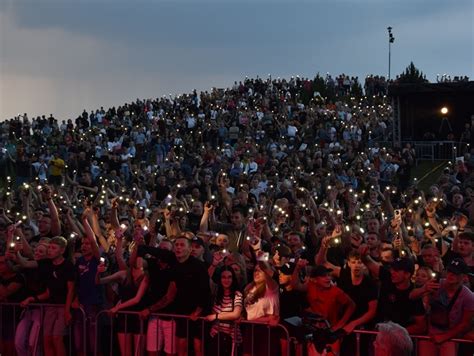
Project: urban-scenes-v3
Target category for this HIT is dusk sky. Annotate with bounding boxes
[0,0,472,121]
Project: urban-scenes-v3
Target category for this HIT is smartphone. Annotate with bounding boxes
[221,249,230,257]
[431,272,440,282]
[257,252,269,262]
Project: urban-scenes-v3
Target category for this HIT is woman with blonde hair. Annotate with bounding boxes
[242,260,279,356]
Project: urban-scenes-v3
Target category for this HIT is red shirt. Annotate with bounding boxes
[306,283,352,326]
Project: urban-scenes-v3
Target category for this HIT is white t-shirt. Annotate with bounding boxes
[287,125,297,137]
[245,284,279,321]
[186,116,196,129]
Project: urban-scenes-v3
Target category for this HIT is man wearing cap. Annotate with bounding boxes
[272,244,292,268]
[442,231,474,289]
[292,260,355,355]
[278,261,305,356]
[375,256,427,334]
[418,258,474,356]
[190,236,207,265]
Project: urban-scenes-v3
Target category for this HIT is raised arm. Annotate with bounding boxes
[359,244,382,279]
[81,211,100,259]
[291,258,308,292]
[42,185,61,236]
[315,234,342,278]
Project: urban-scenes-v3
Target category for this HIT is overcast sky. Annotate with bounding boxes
[0,0,472,121]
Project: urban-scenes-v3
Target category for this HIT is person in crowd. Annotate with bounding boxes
[73,210,104,356]
[278,261,306,356]
[363,254,427,334]
[172,236,211,356]
[14,238,50,356]
[96,231,149,356]
[21,236,75,356]
[417,258,474,356]
[373,321,413,356]
[0,254,26,356]
[243,260,279,356]
[1,73,473,356]
[205,265,243,355]
[316,240,378,355]
[136,241,178,356]
[292,260,356,356]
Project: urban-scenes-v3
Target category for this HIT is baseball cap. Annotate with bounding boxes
[276,244,292,258]
[391,257,415,274]
[447,258,470,275]
[191,236,205,247]
[280,262,296,275]
[309,265,333,278]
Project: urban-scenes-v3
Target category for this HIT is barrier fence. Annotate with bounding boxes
[353,329,474,356]
[1,303,473,356]
[94,310,292,356]
[369,140,469,162]
[0,302,86,356]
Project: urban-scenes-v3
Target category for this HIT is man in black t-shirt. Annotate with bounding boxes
[331,251,379,356]
[136,244,178,356]
[0,254,26,355]
[172,237,211,356]
[21,236,75,356]
[376,257,426,334]
[317,242,379,333]
[278,262,306,356]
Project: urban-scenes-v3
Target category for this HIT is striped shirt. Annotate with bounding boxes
[211,291,243,342]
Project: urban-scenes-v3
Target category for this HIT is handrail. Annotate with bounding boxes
[352,328,473,356]
[94,309,292,356]
[4,304,472,356]
[353,328,474,344]
[0,302,88,356]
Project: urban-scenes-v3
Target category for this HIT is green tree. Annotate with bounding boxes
[397,62,428,83]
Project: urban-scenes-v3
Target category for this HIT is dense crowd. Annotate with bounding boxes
[0,75,473,356]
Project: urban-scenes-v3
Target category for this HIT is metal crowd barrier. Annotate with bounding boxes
[353,329,474,356]
[94,310,292,356]
[0,302,87,356]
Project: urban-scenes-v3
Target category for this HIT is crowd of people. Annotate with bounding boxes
[0,75,473,356]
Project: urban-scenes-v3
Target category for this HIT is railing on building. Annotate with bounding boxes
[369,140,460,162]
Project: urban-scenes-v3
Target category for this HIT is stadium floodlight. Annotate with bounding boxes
[440,107,448,115]
[387,27,395,80]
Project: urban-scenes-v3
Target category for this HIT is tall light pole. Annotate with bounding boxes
[387,27,395,80]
